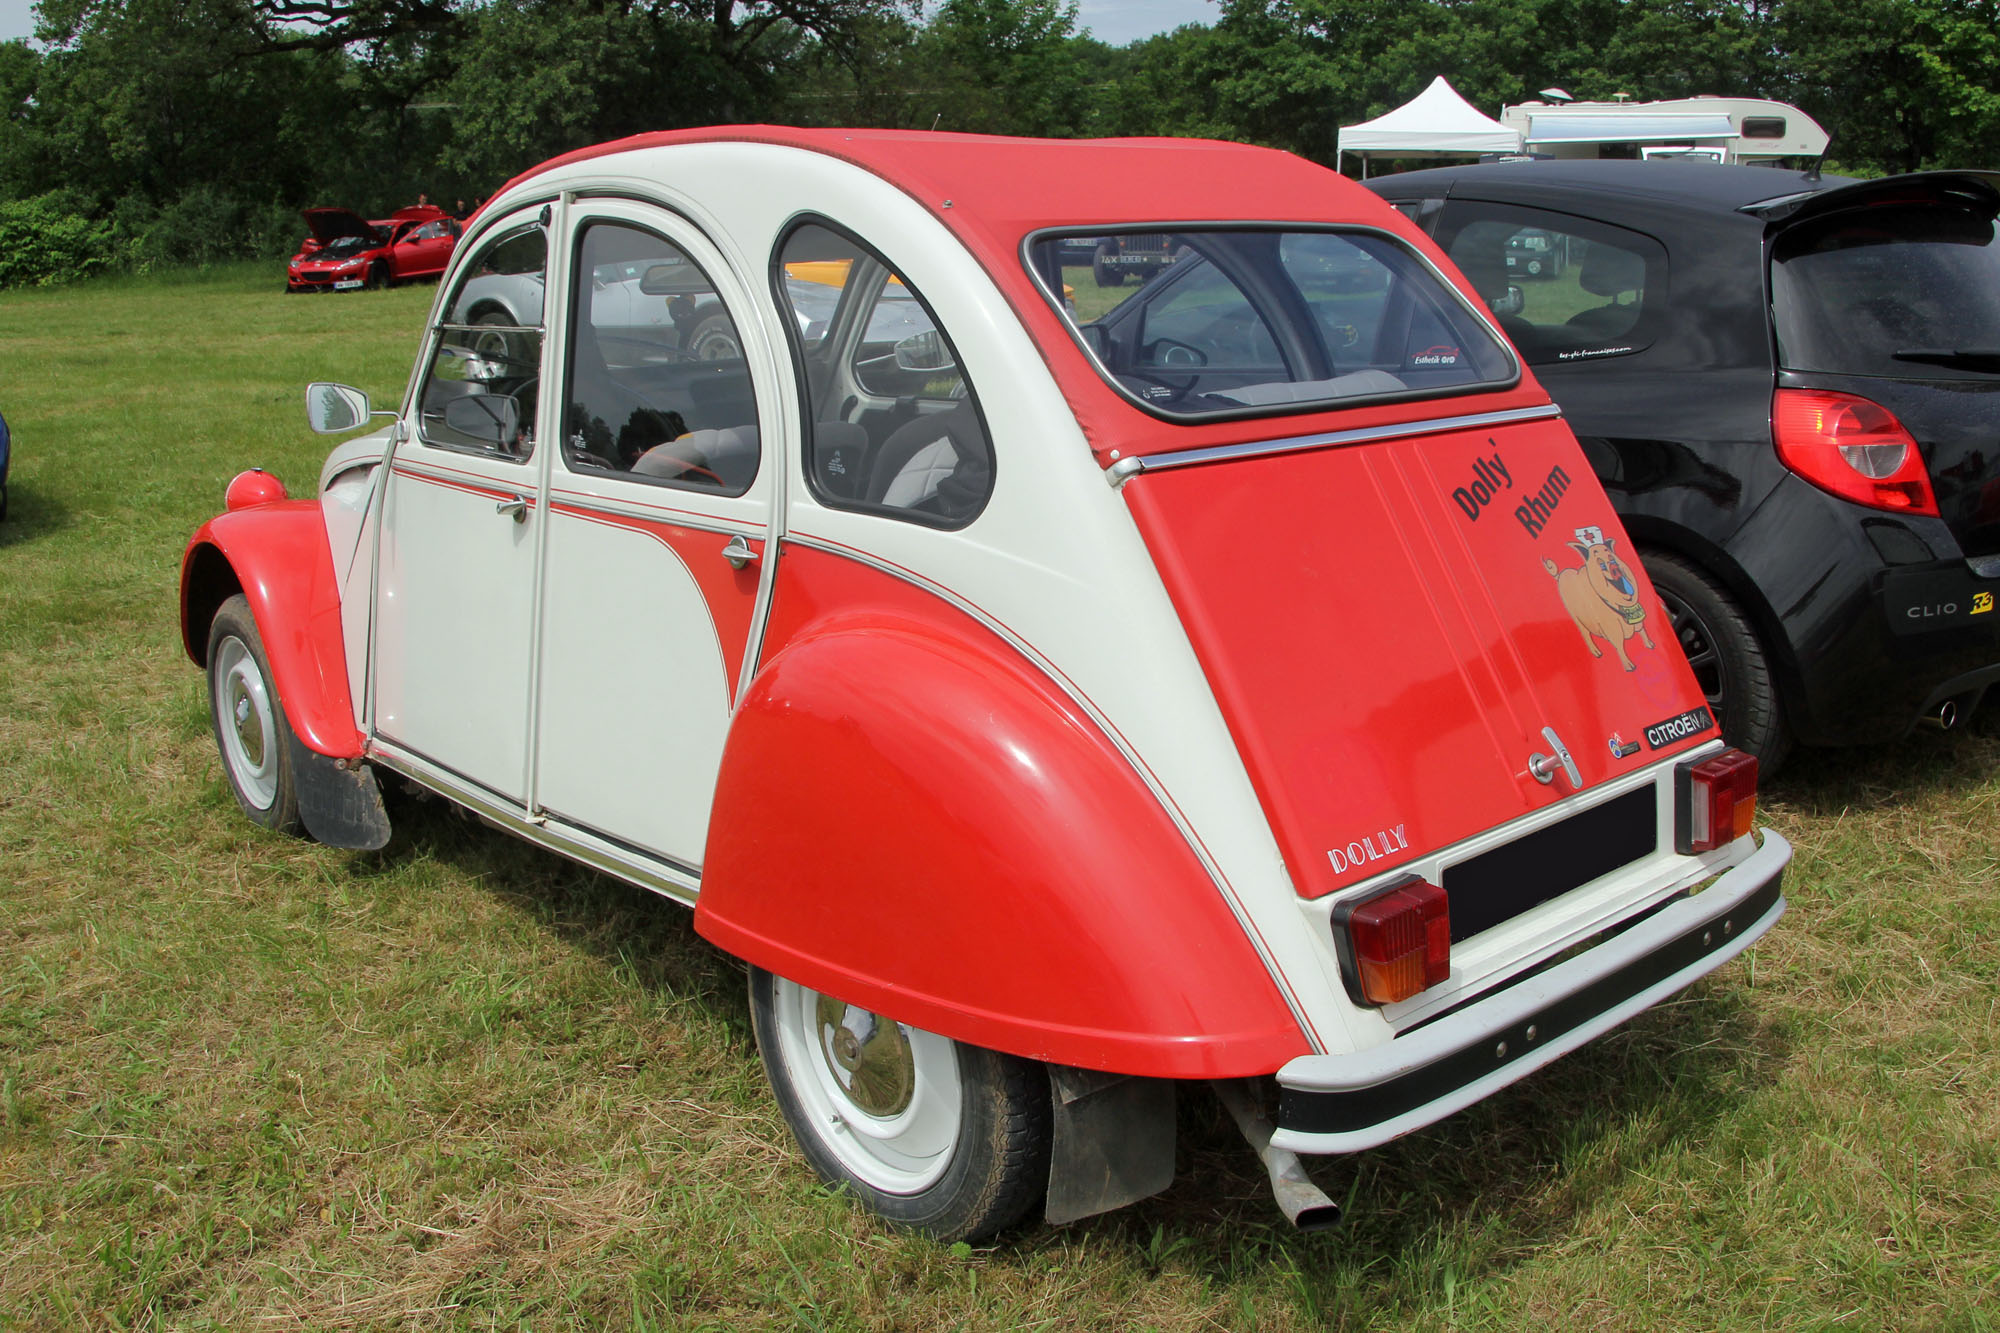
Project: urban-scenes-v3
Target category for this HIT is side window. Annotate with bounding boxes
[1441,208,1667,365]
[775,221,994,528]
[561,222,759,495]
[416,223,546,458]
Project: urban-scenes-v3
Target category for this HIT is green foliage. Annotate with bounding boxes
[0,192,128,286]
[1,0,1997,290]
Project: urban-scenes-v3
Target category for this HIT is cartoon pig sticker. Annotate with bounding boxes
[1545,525,1656,671]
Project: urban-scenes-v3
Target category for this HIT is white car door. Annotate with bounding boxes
[371,212,550,801]
[529,203,779,872]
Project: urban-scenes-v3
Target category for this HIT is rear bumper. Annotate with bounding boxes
[1272,829,1790,1155]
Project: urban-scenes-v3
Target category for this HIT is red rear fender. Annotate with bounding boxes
[180,501,363,759]
[693,545,1308,1079]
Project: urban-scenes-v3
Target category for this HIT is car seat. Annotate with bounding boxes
[1566,246,1646,340]
[865,403,992,520]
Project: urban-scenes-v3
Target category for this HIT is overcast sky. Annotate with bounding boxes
[0,1,1217,47]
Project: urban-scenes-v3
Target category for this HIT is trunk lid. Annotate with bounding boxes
[1122,407,1715,902]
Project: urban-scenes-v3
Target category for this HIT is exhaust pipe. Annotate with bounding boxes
[1923,698,1964,731]
[1212,1079,1342,1232]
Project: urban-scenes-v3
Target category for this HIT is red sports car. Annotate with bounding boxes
[286,205,460,292]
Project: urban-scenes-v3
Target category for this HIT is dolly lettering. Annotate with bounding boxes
[1328,824,1410,875]
[1450,446,1512,521]
[1515,464,1572,537]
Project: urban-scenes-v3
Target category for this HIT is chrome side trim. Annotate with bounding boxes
[781,532,1328,1053]
[1105,404,1563,488]
[369,742,701,906]
[542,487,763,539]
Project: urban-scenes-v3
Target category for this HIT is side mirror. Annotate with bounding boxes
[893,329,954,373]
[1489,285,1526,318]
[306,382,372,434]
[1076,324,1109,359]
[443,393,521,448]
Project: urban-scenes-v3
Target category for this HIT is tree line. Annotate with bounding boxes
[2,0,1996,285]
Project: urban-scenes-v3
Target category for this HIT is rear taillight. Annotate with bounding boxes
[1677,748,1759,853]
[1773,388,1939,516]
[1332,876,1451,1006]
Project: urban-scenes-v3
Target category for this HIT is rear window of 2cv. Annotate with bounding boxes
[1026,228,1517,420]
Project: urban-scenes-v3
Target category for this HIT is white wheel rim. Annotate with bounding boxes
[213,635,278,810]
[770,977,963,1195]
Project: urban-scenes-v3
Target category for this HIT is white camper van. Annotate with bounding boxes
[1498,97,1829,166]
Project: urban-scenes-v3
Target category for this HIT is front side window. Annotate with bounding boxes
[416,222,546,458]
[1440,208,1667,366]
[1028,228,1515,418]
[775,221,994,527]
[560,222,760,495]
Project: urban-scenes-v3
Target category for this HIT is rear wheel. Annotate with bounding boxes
[749,968,1050,1241]
[1092,244,1125,288]
[1644,550,1790,771]
[206,594,303,835]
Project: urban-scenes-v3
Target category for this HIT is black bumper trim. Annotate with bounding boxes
[1277,873,1784,1137]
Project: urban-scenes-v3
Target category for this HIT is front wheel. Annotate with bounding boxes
[206,594,303,834]
[749,968,1050,1241]
[1644,550,1791,771]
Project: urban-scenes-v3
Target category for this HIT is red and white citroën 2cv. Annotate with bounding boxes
[181,128,1790,1241]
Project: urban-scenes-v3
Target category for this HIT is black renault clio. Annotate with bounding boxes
[1369,161,2000,768]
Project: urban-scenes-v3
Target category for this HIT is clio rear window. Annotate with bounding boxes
[1027,228,1516,419]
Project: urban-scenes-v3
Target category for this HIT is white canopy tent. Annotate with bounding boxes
[1336,76,1522,176]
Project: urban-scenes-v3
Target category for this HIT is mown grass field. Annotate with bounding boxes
[2,266,1997,1330]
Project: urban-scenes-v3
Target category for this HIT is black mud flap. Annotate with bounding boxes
[1044,1067,1176,1226]
[287,733,392,850]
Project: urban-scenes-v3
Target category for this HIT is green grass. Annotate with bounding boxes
[4,267,1999,1330]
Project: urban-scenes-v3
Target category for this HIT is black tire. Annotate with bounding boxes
[206,594,304,835]
[470,311,530,374]
[749,967,1050,1241]
[1643,549,1791,771]
[1526,257,1544,277]
[1092,244,1125,288]
[365,262,389,291]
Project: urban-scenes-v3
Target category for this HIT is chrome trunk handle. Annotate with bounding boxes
[1528,726,1582,790]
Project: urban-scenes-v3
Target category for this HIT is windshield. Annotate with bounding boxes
[1028,228,1515,418]
[1772,200,2000,380]
[321,235,376,258]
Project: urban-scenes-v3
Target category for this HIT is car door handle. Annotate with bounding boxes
[721,534,757,570]
[496,495,529,523]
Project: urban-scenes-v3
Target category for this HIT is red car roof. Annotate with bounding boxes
[493,127,1550,463]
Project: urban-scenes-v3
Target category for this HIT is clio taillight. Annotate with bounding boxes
[1678,748,1760,853]
[1773,388,1938,516]
[1333,877,1451,1006]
